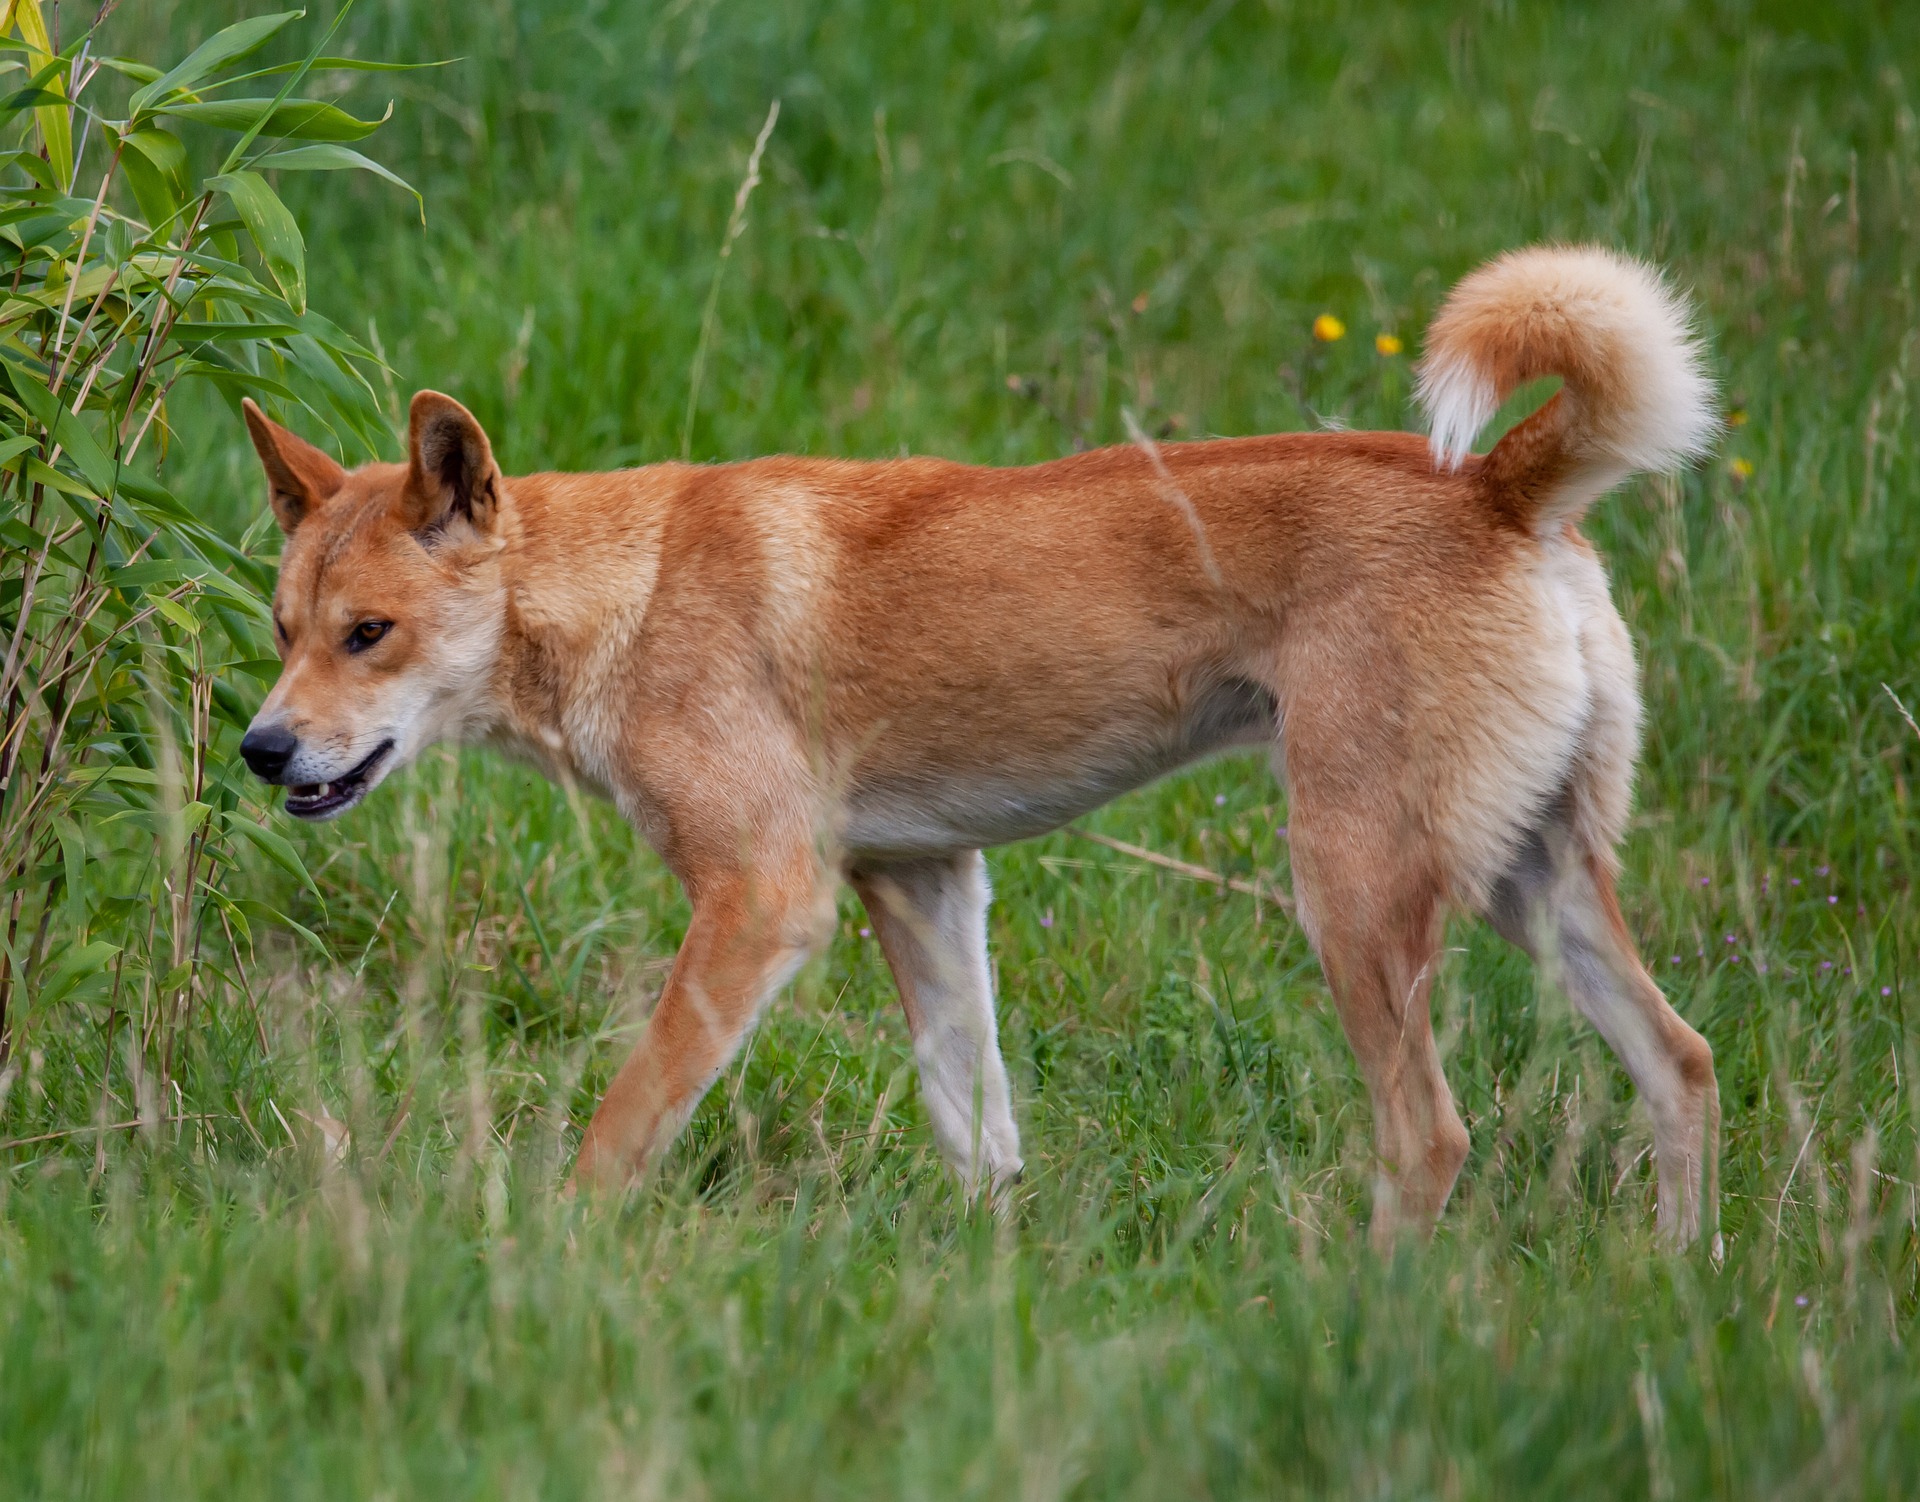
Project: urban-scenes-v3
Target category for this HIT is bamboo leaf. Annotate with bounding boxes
[0,145,55,188]
[158,97,389,143]
[33,939,120,1008]
[7,0,71,189]
[0,355,119,496]
[254,143,422,220]
[208,170,305,314]
[150,594,202,636]
[231,896,329,960]
[226,55,453,79]
[167,320,303,342]
[22,454,93,497]
[115,125,189,228]
[128,12,303,117]
[91,56,163,85]
[53,816,85,934]
[224,815,320,898]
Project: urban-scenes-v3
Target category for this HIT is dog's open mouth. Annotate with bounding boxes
[283,740,394,821]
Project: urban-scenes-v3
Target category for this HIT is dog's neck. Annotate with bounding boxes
[476,467,672,797]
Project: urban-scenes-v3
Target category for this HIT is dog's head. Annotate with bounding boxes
[238,391,509,820]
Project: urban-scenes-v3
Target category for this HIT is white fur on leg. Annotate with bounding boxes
[855,851,1023,1196]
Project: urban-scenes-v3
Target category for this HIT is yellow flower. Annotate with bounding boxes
[1312,313,1345,343]
[1727,408,1749,427]
[1728,456,1754,481]
[1375,332,1404,356]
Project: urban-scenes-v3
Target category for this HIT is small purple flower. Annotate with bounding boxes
[1700,876,1711,887]
[1276,826,1289,839]
[1883,986,1893,996]
[1214,793,1227,806]
[1790,877,1801,886]
[1670,956,1681,965]
[1828,895,1839,905]
[1817,865,1829,876]
[1726,934,1737,944]
[1758,964,1768,974]
[1844,967,1853,976]
[1821,961,1832,970]
[1040,909,1054,929]
[859,926,871,938]
[1730,954,1741,963]
[1796,1294,1810,1308]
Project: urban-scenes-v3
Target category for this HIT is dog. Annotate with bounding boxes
[238,244,1721,1246]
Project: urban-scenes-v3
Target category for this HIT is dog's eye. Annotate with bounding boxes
[346,620,392,653]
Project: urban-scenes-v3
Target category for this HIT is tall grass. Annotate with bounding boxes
[3,1,1919,1496]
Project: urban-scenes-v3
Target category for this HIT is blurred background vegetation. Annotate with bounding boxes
[4,1,1920,1496]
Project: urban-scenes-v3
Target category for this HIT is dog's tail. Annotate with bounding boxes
[1415,245,1716,529]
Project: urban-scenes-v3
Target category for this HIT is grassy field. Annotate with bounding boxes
[6,0,1920,1495]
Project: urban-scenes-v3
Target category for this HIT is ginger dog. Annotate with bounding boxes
[239,245,1721,1245]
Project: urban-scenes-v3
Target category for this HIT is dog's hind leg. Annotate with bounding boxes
[1284,792,1469,1248]
[571,853,831,1192]
[851,850,1023,1198]
[1483,811,1719,1247]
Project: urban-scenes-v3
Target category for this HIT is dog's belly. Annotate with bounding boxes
[840,674,1275,857]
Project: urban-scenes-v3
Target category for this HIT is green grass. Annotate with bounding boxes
[6,0,1920,1495]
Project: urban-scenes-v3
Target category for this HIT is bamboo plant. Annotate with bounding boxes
[0,1,418,1102]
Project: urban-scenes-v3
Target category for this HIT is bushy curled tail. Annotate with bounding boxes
[1415,245,1717,528]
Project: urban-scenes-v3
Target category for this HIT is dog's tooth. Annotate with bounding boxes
[315,782,331,798]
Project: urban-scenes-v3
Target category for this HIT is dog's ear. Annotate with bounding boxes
[403,390,501,539]
[242,399,346,536]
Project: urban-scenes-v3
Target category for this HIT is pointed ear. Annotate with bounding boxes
[242,398,346,535]
[403,391,501,537]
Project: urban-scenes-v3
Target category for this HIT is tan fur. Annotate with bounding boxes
[238,245,1721,1246]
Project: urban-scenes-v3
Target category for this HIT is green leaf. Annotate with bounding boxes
[167,320,303,342]
[0,85,62,115]
[174,361,302,404]
[209,892,253,950]
[229,55,454,79]
[115,125,189,228]
[22,454,93,498]
[0,357,119,497]
[150,594,202,636]
[208,170,305,314]
[230,896,330,960]
[91,56,163,85]
[128,12,304,117]
[53,816,86,934]
[0,147,56,189]
[226,658,283,684]
[254,143,422,221]
[33,938,120,1009]
[224,814,319,897]
[8,3,71,189]
[109,560,205,590]
[158,97,388,143]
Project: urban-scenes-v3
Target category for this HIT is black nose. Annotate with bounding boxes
[240,724,298,782]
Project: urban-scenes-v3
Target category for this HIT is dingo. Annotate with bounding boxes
[240,245,1720,1245]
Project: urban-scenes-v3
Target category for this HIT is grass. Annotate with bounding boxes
[6,0,1920,1495]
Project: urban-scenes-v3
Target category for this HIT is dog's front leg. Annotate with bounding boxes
[571,858,826,1191]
